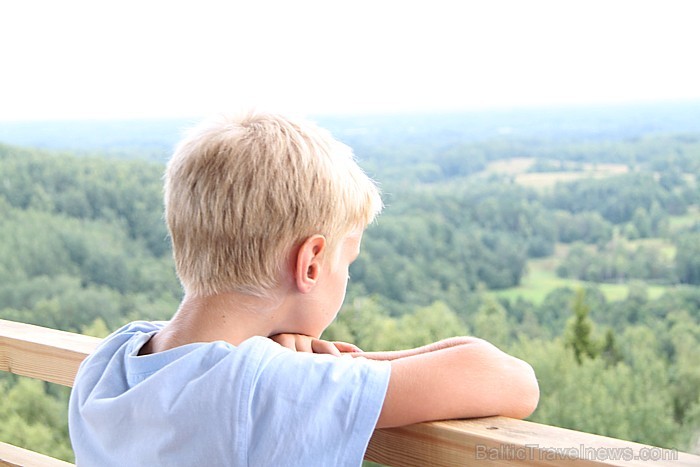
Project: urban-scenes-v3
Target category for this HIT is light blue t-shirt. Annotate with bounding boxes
[68,321,391,467]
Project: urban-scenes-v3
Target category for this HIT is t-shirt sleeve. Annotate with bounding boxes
[246,341,391,467]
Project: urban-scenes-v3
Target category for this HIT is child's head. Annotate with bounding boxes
[165,111,382,298]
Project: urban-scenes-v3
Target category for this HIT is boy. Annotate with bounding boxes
[68,111,539,466]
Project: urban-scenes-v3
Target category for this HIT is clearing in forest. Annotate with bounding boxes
[484,157,629,188]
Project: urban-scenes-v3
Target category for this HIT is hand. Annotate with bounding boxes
[268,333,362,357]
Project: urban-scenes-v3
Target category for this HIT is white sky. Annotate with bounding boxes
[1,0,699,120]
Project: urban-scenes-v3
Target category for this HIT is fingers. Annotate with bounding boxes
[270,334,311,352]
[333,341,363,353]
[295,336,313,353]
[269,333,296,350]
[269,333,350,356]
[311,339,341,357]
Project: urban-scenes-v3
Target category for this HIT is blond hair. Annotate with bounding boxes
[165,111,382,297]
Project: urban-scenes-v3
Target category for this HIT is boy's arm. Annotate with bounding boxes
[351,336,476,360]
[269,334,466,358]
[271,333,539,425]
[371,337,539,428]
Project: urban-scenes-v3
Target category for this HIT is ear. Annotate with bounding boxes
[294,235,327,293]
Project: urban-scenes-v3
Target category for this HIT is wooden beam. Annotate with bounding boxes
[366,417,700,466]
[0,319,99,387]
[0,442,73,467]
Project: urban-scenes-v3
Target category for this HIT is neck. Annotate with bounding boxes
[142,291,290,354]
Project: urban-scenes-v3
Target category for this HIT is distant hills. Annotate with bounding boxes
[0,100,698,162]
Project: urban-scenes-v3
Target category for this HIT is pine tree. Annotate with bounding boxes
[601,328,622,366]
[564,289,599,364]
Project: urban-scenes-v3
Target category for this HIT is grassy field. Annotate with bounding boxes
[483,157,629,189]
[482,159,695,305]
[492,244,670,305]
[668,205,700,231]
[492,259,670,305]
[625,237,677,259]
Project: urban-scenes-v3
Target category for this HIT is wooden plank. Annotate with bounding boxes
[0,319,100,387]
[0,442,73,467]
[366,417,700,466]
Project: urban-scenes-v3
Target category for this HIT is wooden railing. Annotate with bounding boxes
[1,318,698,467]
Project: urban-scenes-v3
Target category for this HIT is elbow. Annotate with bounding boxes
[458,339,540,420]
[504,358,539,419]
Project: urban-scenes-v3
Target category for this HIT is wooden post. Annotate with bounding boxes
[0,319,99,387]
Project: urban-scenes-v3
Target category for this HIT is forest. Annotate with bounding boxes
[1,102,699,461]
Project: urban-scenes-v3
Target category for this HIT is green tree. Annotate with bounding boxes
[323,297,399,351]
[601,328,622,366]
[0,379,73,462]
[471,296,511,348]
[564,289,598,364]
[396,301,467,348]
[675,232,700,285]
[517,334,680,450]
[631,207,652,238]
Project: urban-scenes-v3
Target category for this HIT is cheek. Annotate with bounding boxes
[342,270,351,292]
[333,273,349,306]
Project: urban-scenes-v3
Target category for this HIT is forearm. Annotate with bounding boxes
[376,339,540,428]
[351,336,482,361]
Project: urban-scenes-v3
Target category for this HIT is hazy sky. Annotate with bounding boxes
[2,0,699,120]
